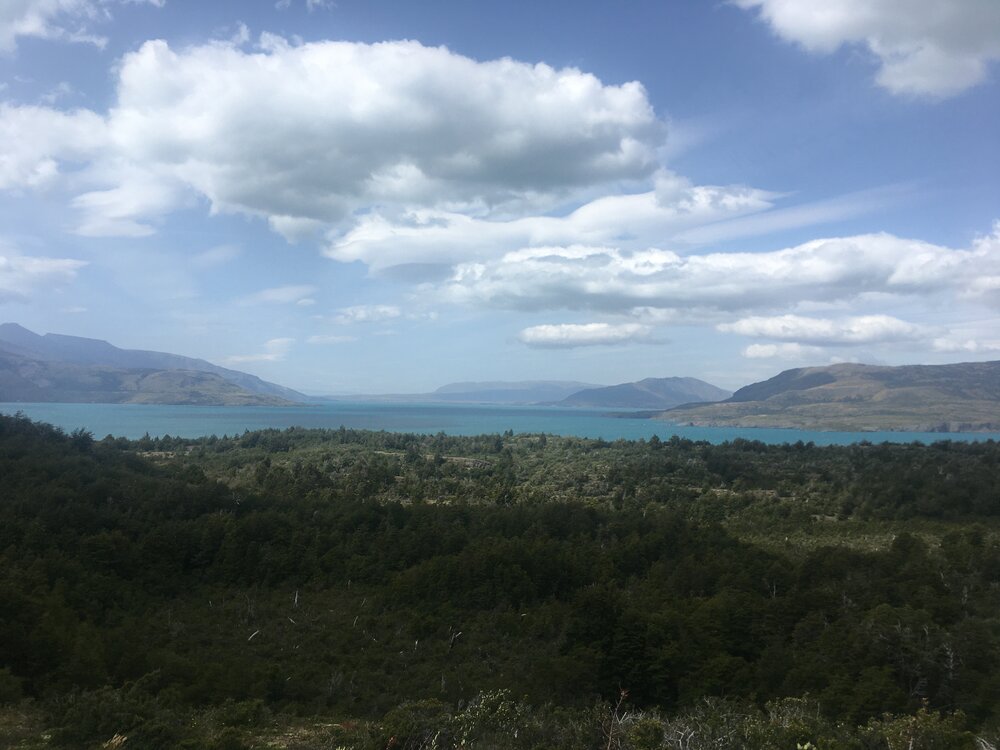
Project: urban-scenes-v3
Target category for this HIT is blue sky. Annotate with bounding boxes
[1,0,998,394]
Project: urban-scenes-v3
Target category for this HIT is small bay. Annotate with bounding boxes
[3,401,999,445]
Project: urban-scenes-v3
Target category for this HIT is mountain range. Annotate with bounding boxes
[0,324,307,406]
[331,377,731,408]
[5,323,997,431]
[336,380,603,405]
[662,361,1000,432]
[557,377,731,409]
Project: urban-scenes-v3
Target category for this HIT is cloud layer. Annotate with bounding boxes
[735,0,1000,97]
[718,314,925,345]
[440,227,1000,315]
[326,172,774,275]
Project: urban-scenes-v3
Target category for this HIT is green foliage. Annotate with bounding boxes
[2,414,1000,745]
[48,677,176,748]
[865,706,975,750]
[0,668,23,705]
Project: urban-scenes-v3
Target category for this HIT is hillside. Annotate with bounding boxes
[558,376,730,409]
[0,323,304,406]
[663,360,1000,431]
[0,351,296,405]
[0,323,307,403]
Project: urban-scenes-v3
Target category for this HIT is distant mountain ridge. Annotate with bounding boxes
[0,323,307,406]
[331,380,603,405]
[331,378,731,407]
[663,361,1000,432]
[558,377,731,409]
[433,381,601,403]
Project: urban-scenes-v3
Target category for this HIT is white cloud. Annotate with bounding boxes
[718,313,925,345]
[742,342,825,359]
[331,304,402,324]
[932,336,1000,353]
[439,227,1000,315]
[71,167,181,236]
[0,0,163,54]
[6,36,663,237]
[225,337,294,363]
[0,250,87,302]
[0,104,107,189]
[326,171,774,274]
[734,0,1000,97]
[239,284,317,305]
[517,322,653,348]
[0,35,789,278]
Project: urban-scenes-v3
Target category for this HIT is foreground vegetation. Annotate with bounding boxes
[2,413,1000,748]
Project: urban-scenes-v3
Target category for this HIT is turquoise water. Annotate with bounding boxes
[3,401,999,446]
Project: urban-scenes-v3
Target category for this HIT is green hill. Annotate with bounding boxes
[663,360,1000,431]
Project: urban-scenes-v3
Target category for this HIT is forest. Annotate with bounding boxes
[2,412,1000,749]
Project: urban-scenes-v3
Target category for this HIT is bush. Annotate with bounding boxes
[0,669,23,705]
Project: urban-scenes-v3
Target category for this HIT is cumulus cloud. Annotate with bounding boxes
[439,227,1000,315]
[331,305,402,324]
[734,0,1000,97]
[1,36,665,237]
[239,285,317,305]
[518,322,653,348]
[226,337,294,363]
[718,313,926,345]
[0,250,87,302]
[0,0,163,54]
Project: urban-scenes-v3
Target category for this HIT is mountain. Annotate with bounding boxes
[432,380,601,404]
[330,381,603,404]
[558,377,731,409]
[662,361,1000,432]
[0,323,306,406]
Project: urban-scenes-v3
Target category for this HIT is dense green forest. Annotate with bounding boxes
[2,412,1000,748]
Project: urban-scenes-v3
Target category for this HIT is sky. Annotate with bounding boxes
[1,0,998,394]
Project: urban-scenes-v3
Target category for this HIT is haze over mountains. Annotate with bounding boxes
[338,381,602,405]
[663,361,1000,432]
[0,324,306,406]
[3,323,998,432]
[558,377,731,409]
[332,378,731,407]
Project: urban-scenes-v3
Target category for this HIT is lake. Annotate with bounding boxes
[3,401,999,446]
